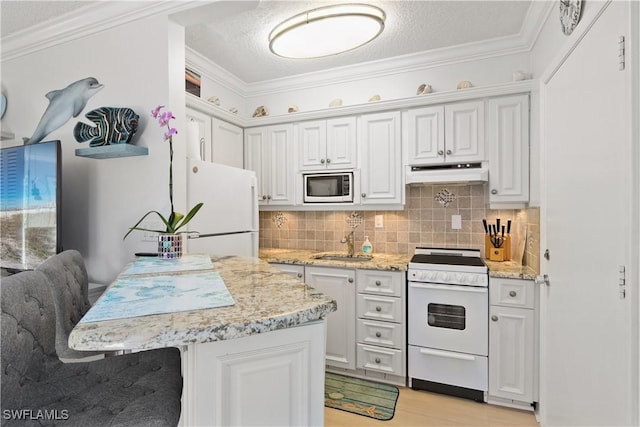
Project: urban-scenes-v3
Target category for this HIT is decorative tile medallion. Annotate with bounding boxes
[434,188,456,207]
[345,211,363,229]
[272,212,287,229]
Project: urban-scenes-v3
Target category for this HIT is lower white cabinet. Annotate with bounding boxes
[488,277,538,409]
[355,269,406,384]
[304,266,356,370]
[270,263,304,280]
[186,321,326,427]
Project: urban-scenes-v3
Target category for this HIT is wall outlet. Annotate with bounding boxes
[451,214,462,230]
[375,215,384,228]
[139,221,162,242]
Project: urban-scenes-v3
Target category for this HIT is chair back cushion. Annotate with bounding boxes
[35,250,91,357]
[1,270,57,410]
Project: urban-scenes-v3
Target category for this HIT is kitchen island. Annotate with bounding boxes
[70,255,336,427]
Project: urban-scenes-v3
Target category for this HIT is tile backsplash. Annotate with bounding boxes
[259,183,540,273]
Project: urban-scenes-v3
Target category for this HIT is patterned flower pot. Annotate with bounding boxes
[158,234,183,259]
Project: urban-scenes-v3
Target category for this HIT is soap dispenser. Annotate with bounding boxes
[362,236,373,254]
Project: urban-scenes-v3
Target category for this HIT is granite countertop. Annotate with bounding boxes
[260,248,538,280]
[69,256,337,352]
[483,260,538,280]
[259,248,411,271]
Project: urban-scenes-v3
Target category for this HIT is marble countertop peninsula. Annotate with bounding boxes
[259,248,411,271]
[69,256,336,352]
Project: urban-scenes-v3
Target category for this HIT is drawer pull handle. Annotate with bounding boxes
[509,290,517,297]
[375,332,382,338]
[348,278,354,283]
[419,348,476,361]
[374,358,381,364]
[375,280,381,286]
[375,306,382,312]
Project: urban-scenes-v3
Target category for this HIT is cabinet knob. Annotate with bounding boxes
[326,158,331,164]
[361,193,367,198]
[262,195,267,200]
[375,280,381,286]
[491,189,498,195]
[297,273,303,278]
[374,358,381,364]
[438,150,444,156]
[375,332,382,338]
[267,195,272,200]
[320,158,325,164]
[375,306,382,312]
[446,149,452,155]
[509,290,517,297]
[491,315,499,321]
[348,278,354,283]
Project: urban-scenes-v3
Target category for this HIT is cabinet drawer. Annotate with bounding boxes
[357,319,403,349]
[490,278,534,309]
[356,270,402,297]
[357,294,402,322]
[357,344,403,375]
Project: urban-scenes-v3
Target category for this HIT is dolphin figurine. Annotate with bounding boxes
[24,77,104,145]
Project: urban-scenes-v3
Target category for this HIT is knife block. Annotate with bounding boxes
[485,235,511,262]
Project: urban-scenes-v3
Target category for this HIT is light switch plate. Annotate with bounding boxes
[375,215,384,228]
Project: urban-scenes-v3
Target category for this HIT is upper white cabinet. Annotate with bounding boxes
[487,94,529,206]
[299,117,356,171]
[244,124,295,206]
[406,100,485,166]
[186,108,243,168]
[359,111,403,205]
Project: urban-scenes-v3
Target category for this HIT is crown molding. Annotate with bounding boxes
[0,1,198,62]
[185,47,246,99]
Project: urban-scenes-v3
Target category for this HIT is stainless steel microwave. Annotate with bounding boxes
[303,172,353,203]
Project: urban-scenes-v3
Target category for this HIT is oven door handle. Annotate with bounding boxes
[419,348,477,361]
[408,282,487,293]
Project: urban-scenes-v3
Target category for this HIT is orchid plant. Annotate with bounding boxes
[124,105,203,239]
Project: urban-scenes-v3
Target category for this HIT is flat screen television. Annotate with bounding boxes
[1,140,62,272]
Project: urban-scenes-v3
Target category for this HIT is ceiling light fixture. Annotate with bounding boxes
[269,3,386,59]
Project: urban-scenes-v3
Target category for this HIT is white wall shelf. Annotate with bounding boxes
[75,144,148,159]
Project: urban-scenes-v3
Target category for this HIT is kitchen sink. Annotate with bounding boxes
[310,253,373,262]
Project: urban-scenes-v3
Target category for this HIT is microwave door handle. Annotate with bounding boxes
[408,282,487,294]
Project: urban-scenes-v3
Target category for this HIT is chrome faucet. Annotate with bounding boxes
[341,231,355,257]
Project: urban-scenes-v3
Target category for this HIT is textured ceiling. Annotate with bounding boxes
[1,1,532,84]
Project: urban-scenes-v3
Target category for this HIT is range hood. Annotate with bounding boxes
[406,162,489,184]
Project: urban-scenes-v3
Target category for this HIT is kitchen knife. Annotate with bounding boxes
[496,218,500,234]
[482,219,488,234]
[501,225,505,238]
[507,219,512,234]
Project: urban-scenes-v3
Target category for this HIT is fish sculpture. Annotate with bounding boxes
[24,77,104,145]
[73,107,139,147]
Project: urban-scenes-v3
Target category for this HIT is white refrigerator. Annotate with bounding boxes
[186,158,259,257]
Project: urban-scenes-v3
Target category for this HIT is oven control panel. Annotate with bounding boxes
[408,269,488,287]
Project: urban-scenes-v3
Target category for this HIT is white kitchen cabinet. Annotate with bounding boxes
[405,101,484,166]
[488,277,538,409]
[304,266,356,370]
[487,94,529,206]
[189,321,326,426]
[359,111,403,205]
[186,108,243,168]
[355,269,406,384]
[244,124,295,206]
[270,263,304,280]
[299,117,356,171]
